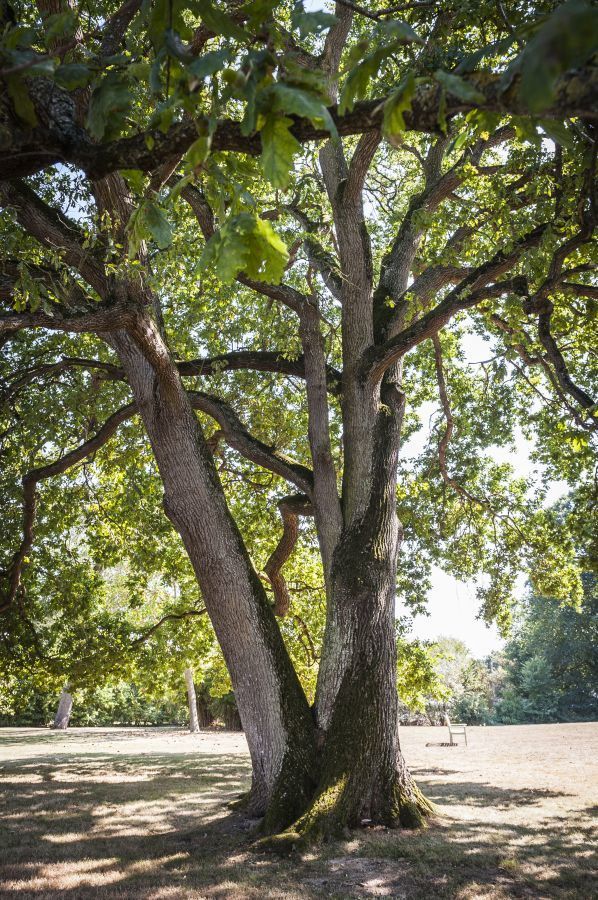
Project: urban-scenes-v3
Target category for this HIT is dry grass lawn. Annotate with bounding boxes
[0,723,596,899]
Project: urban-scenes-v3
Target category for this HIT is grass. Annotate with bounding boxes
[0,723,596,898]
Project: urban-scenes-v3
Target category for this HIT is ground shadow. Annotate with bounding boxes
[0,738,595,898]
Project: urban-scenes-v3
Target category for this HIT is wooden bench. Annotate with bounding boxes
[444,714,467,746]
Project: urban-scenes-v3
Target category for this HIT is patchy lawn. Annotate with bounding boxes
[0,723,596,898]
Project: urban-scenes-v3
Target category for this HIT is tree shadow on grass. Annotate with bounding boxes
[421,778,574,809]
[0,726,193,747]
[347,776,597,900]
[0,753,595,899]
[0,751,284,898]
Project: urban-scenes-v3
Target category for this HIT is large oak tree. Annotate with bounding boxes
[1,0,596,842]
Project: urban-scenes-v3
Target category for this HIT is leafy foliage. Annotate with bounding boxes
[0,0,596,738]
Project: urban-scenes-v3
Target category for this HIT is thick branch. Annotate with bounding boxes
[100,0,143,57]
[0,181,107,296]
[1,350,342,402]
[1,384,316,614]
[187,390,314,496]
[4,67,596,181]
[534,301,596,413]
[0,403,136,613]
[264,494,314,616]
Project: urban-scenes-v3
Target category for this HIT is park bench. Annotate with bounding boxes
[444,714,468,746]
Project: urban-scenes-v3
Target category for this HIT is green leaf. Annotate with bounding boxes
[43,11,77,47]
[260,115,301,189]
[270,83,337,136]
[199,213,288,284]
[539,119,576,150]
[381,19,423,44]
[144,201,172,250]
[195,0,247,42]
[167,174,193,202]
[7,77,37,126]
[54,63,92,90]
[434,70,486,105]
[515,0,598,113]
[186,136,212,168]
[383,71,416,137]
[340,45,391,114]
[187,49,231,80]
[86,72,132,140]
[125,200,172,256]
[244,216,289,283]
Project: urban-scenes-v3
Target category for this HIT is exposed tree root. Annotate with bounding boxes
[253,768,435,854]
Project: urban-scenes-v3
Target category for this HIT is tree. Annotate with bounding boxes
[52,685,73,728]
[496,575,598,723]
[184,666,201,731]
[1,0,597,843]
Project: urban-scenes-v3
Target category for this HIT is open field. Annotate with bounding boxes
[0,723,596,899]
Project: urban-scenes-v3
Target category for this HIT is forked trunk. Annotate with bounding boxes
[52,689,73,730]
[291,524,432,840]
[184,668,200,733]
[266,381,433,843]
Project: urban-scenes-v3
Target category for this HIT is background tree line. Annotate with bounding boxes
[4,570,595,729]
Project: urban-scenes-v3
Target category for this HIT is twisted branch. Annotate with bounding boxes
[264,494,314,616]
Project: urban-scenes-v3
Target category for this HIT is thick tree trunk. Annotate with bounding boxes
[184,668,200,733]
[298,543,433,838]
[282,381,433,843]
[52,689,73,730]
[109,320,317,825]
[104,314,427,842]
[195,683,214,728]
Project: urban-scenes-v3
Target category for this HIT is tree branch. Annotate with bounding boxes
[4,66,596,181]
[364,225,547,383]
[1,381,316,614]
[180,183,314,316]
[187,390,314,496]
[129,607,208,646]
[0,181,107,296]
[264,494,313,616]
[1,350,342,402]
[0,402,136,614]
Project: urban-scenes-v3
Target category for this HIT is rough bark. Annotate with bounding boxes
[287,380,433,842]
[52,689,73,730]
[184,668,200,733]
[107,317,317,824]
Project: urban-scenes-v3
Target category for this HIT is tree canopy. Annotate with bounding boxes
[1,0,597,841]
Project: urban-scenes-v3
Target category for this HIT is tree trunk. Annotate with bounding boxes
[195,683,214,728]
[279,381,433,843]
[109,320,317,825]
[105,315,428,841]
[299,543,433,838]
[184,668,200,733]
[52,689,73,730]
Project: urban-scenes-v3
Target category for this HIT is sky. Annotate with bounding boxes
[409,566,508,657]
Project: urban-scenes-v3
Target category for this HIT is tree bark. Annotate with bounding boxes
[281,380,433,843]
[195,683,214,729]
[107,318,317,825]
[184,668,200,733]
[52,689,73,730]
